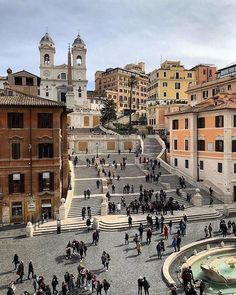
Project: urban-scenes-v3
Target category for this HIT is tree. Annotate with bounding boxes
[100,99,117,125]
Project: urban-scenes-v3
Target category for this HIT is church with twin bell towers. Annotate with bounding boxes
[39,32,88,109]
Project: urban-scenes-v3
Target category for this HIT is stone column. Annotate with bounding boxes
[25,222,34,237]
[191,188,202,206]
[59,198,66,220]
[101,195,108,216]
[93,217,99,230]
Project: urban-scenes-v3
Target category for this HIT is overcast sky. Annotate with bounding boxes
[1,0,236,89]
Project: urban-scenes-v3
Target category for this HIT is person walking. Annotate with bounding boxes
[204,225,209,238]
[125,232,129,245]
[128,215,132,228]
[16,261,24,283]
[96,280,103,295]
[103,279,110,295]
[208,223,213,238]
[143,277,150,295]
[105,252,111,271]
[12,254,19,270]
[172,237,177,252]
[156,242,162,259]
[27,260,34,279]
[146,228,152,244]
[138,277,143,295]
[51,275,59,294]
[136,241,142,255]
[176,235,182,252]
[101,251,106,268]
[163,224,169,239]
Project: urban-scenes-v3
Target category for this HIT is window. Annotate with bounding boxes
[175,83,180,89]
[156,73,159,78]
[39,172,54,192]
[197,117,205,128]
[174,139,178,150]
[190,94,196,101]
[8,113,23,128]
[78,87,82,98]
[218,163,222,173]
[38,113,53,128]
[187,73,192,78]
[215,115,224,127]
[215,140,224,152]
[197,140,205,151]
[8,173,24,194]
[163,72,166,77]
[203,90,208,99]
[12,143,20,159]
[77,55,82,65]
[234,164,236,174]
[57,73,67,80]
[176,93,179,99]
[163,92,166,97]
[14,77,23,85]
[185,118,189,129]
[234,115,236,127]
[228,84,232,91]
[185,140,189,151]
[176,72,179,79]
[163,82,168,87]
[46,91,49,97]
[38,143,53,158]
[185,160,189,168]
[174,158,178,167]
[44,54,50,64]
[232,140,236,152]
[26,77,34,86]
[172,119,179,130]
[61,92,66,103]
[199,161,204,170]
[12,202,22,217]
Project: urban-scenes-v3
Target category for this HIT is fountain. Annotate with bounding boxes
[182,248,236,294]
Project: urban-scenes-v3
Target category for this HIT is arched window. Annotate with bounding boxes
[57,73,67,80]
[77,55,82,65]
[78,87,82,98]
[44,54,50,65]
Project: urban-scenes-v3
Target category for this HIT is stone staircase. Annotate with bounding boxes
[33,207,224,236]
[67,196,102,219]
[143,137,163,156]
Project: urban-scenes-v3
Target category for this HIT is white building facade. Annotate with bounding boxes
[39,33,87,107]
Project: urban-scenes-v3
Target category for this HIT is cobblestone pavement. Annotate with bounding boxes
[0,218,233,295]
[0,138,224,295]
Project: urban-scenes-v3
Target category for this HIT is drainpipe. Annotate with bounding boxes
[196,113,200,181]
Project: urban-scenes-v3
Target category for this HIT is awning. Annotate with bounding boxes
[41,203,51,208]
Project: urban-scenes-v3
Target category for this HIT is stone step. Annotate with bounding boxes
[33,210,223,236]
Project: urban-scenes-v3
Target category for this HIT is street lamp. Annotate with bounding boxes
[96,142,99,158]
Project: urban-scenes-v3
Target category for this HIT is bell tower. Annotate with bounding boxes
[71,34,87,105]
[39,32,56,78]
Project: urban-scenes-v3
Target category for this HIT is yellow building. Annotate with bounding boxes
[95,62,149,116]
[147,60,195,131]
[167,93,236,203]
[148,60,195,101]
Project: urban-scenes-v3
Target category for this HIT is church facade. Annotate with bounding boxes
[39,32,87,107]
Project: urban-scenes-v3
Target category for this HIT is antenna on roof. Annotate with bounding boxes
[160,55,163,66]
[45,26,48,34]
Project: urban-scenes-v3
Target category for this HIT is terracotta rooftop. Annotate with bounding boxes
[0,88,65,107]
[167,93,236,116]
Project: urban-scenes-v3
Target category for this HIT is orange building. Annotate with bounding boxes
[187,63,236,105]
[0,87,70,224]
[95,63,149,116]
[167,93,236,203]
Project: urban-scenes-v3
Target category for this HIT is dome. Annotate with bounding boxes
[40,32,54,44]
[72,34,85,47]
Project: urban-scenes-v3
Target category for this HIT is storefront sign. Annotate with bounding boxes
[27,200,36,212]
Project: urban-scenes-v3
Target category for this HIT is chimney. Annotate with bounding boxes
[138,62,145,73]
